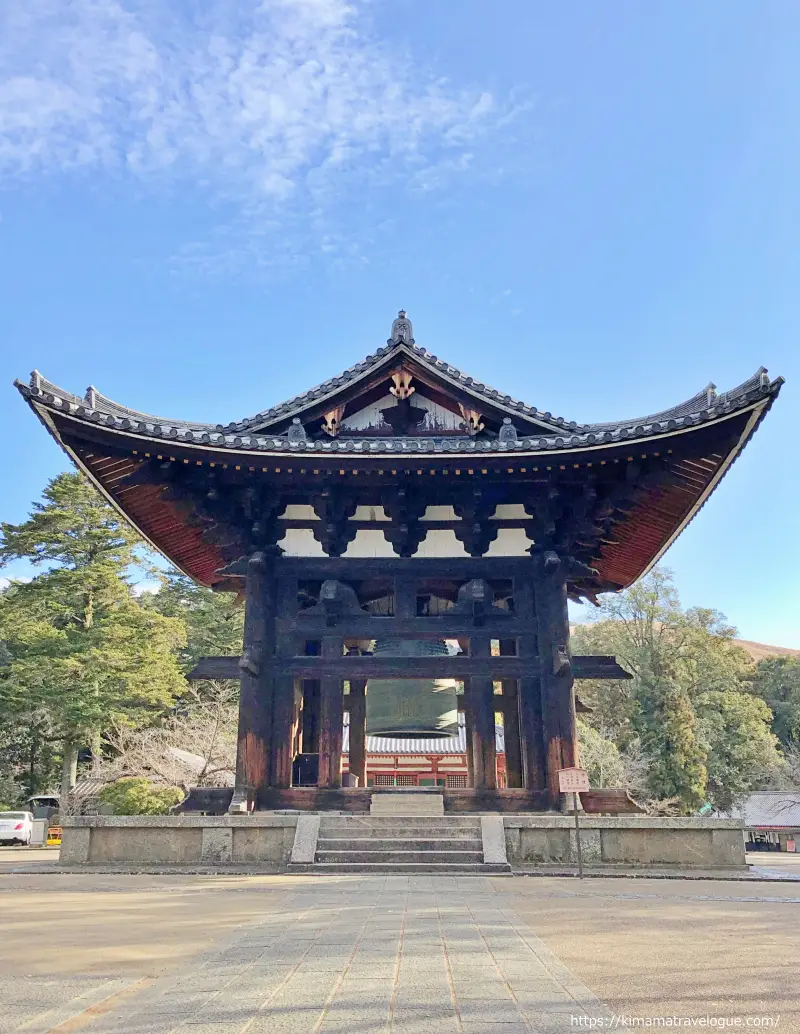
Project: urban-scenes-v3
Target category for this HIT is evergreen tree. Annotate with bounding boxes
[636,676,707,810]
[573,568,771,812]
[142,572,244,672]
[696,691,782,809]
[747,656,800,747]
[0,472,186,795]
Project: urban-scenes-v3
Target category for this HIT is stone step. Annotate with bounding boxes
[370,793,444,816]
[317,838,484,852]
[299,862,512,875]
[318,824,480,838]
[319,815,479,826]
[316,850,484,864]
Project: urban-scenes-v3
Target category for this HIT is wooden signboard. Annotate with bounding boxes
[557,767,590,794]
[557,768,589,879]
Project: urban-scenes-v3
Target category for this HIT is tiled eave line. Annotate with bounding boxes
[635,393,776,581]
[15,375,781,461]
[28,401,206,585]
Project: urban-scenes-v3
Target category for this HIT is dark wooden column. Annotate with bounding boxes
[348,679,367,787]
[235,550,275,796]
[466,636,497,790]
[515,579,546,793]
[318,635,344,788]
[532,550,578,809]
[464,702,475,788]
[271,570,298,789]
[499,639,523,789]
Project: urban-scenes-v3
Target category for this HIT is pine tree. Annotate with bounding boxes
[0,472,186,796]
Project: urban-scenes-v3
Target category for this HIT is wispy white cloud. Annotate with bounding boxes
[0,0,520,269]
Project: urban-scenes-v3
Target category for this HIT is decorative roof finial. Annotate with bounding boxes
[390,310,414,345]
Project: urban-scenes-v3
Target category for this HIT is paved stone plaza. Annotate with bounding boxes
[1,865,799,1033]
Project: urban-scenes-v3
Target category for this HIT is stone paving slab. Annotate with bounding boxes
[0,876,607,1034]
[0,876,616,1034]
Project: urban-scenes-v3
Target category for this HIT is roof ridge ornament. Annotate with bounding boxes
[389,310,414,345]
[287,417,307,444]
[499,417,518,444]
[85,385,97,408]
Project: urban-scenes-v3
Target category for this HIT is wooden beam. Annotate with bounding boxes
[188,654,631,682]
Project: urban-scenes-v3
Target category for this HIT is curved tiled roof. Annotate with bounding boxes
[15,363,781,457]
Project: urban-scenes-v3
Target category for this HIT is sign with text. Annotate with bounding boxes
[558,767,590,794]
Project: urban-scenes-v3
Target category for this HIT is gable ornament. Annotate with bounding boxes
[459,403,485,436]
[390,310,414,345]
[389,368,415,400]
[321,405,345,437]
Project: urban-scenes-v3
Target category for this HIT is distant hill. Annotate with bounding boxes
[733,639,800,662]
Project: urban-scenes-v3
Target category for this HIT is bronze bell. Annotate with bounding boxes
[365,638,459,738]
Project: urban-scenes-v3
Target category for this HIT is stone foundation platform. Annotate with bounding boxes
[59,813,746,871]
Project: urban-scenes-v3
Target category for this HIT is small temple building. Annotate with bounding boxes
[15,312,783,812]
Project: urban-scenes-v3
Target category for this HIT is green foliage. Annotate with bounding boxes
[0,472,187,794]
[142,572,243,672]
[98,777,184,815]
[576,720,625,788]
[696,691,782,810]
[747,656,800,747]
[574,567,779,813]
[637,676,708,810]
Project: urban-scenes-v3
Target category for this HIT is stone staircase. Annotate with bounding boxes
[292,794,511,874]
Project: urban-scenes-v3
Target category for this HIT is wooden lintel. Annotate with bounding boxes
[188,654,631,681]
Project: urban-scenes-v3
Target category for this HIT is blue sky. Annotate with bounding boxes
[1,1,798,647]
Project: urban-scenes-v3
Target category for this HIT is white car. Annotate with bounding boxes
[0,811,33,846]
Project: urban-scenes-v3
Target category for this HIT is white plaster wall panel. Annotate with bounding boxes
[277,528,327,557]
[342,530,395,558]
[415,530,470,558]
[351,505,390,522]
[340,400,390,431]
[283,504,319,520]
[422,505,458,521]
[484,528,532,556]
[340,393,463,433]
[493,504,528,519]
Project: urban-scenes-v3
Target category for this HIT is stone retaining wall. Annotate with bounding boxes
[60,815,299,867]
[59,813,746,870]
[503,816,746,869]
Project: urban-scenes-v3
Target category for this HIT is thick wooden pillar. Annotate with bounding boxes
[301,680,320,754]
[348,679,367,787]
[514,578,546,793]
[499,639,523,789]
[466,637,497,790]
[533,551,577,809]
[235,550,275,796]
[271,674,296,789]
[464,700,475,787]
[318,636,344,788]
[271,573,299,789]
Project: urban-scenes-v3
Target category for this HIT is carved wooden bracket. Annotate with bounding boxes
[458,403,484,436]
[321,405,345,437]
[389,368,415,400]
